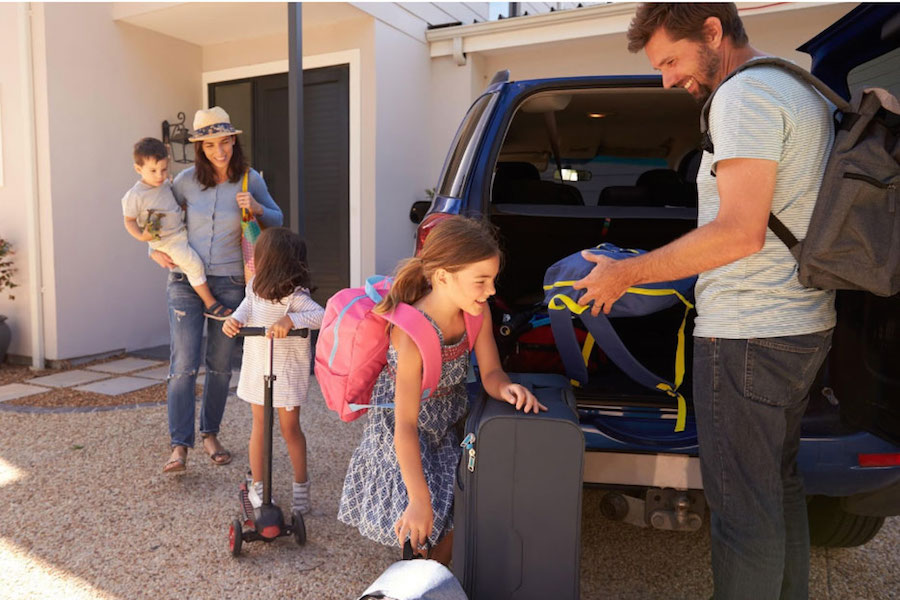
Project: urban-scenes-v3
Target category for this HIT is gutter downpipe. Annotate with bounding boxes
[18,2,45,370]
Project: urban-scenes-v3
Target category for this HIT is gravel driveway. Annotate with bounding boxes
[1,380,896,599]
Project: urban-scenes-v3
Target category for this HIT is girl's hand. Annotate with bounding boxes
[150,250,175,269]
[266,315,293,339]
[500,383,547,414]
[222,317,243,338]
[236,191,263,216]
[394,498,433,551]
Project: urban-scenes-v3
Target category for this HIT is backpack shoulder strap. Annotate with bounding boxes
[463,312,484,351]
[700,56,851,146]
[383,304,443,400]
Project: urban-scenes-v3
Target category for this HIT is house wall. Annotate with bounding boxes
[32,3,201,360]
[0,4,44,359]
[373,20,433,273]
[478,3,857,82]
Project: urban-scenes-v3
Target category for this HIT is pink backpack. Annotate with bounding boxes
[314,276,483,422]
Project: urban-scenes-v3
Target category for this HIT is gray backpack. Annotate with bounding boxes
[700,57,900,297]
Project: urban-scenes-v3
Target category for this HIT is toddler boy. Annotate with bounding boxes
[122,137,231,319]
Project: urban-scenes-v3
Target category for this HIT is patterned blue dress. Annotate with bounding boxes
[338,313,470,547]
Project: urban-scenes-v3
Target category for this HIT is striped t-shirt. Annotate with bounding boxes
[694,62,837,339]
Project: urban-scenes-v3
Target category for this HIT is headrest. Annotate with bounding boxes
[494,161,541,182]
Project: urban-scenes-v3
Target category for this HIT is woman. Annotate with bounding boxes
[152,106,283,473]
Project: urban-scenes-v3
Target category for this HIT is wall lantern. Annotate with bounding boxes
[162,112,192,164]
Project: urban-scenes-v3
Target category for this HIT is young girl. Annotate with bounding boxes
[223,227,324,514]
[338,216,546,564]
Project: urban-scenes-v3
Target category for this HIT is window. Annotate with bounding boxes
[437,93,496,199]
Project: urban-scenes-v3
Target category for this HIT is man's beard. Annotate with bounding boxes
[693,44,721,105]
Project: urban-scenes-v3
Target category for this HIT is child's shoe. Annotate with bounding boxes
[292,480,311,515]
[247,481,271,509]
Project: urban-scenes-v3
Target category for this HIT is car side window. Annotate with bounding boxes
[437,94,496,199]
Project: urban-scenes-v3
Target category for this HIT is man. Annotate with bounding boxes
[574,4,835,598]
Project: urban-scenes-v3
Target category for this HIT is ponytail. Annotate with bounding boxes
[374,216,501,314]
[374,257,429,314]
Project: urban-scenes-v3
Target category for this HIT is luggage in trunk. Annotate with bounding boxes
[452,373,584,600]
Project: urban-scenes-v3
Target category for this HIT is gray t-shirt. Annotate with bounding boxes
[121,180,185,240]
[694,62,836,339]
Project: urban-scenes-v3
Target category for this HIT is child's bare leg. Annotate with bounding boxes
[248,403,266,484]
[430,530,453,566]
[278,407,308,483]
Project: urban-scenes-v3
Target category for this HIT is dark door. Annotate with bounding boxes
[209,64,350,306]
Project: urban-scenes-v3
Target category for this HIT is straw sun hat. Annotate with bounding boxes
[188,106,243,142]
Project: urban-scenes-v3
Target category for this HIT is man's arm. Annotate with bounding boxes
[574,157,777,315]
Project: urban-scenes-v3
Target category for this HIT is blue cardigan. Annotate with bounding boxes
[172,167,283,278]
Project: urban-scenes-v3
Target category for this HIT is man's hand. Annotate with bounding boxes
[149,250,176,270]
[572,253,632,316]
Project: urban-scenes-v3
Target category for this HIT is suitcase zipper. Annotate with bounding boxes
[460,432,477,472]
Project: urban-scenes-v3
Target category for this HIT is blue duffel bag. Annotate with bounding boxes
[543,243,696,432]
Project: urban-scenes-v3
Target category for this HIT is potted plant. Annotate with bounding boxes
[0,237,17,363]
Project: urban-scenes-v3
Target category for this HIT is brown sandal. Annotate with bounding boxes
[202,434,233,465]
[163,447,187,473]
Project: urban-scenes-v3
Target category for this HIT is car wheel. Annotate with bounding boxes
[807,495,885,548]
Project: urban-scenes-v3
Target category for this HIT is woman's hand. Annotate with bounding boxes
[395,497,433,551]
[266,315,293,339]
[236,191,263,216]
[150,250,175,269]
[222,317,243,338]
[500,383,547,414]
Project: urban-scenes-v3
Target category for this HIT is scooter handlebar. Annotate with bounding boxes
[236,327,309,338]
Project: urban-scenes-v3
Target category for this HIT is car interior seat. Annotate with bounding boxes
[492,161,584,206]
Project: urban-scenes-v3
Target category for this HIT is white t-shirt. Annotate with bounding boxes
[694,62,837,339]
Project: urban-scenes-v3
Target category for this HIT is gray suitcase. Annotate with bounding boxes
[452,373,584,600]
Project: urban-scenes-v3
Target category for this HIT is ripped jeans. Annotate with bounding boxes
[166,272,245,448]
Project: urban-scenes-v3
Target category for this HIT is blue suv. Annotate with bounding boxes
[413,4,899,546]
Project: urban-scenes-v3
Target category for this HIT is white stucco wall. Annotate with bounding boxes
[0,4,41,359]
[34,3,201,360]
[373,20,433,274]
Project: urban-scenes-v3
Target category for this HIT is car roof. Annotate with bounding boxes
[798,3,900,99]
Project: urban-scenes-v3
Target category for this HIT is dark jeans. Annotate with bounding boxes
[693,330,833,600]
[166,272,245,448]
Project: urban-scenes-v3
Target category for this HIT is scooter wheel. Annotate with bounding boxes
[229,519,243,556]
[292,510,307,546]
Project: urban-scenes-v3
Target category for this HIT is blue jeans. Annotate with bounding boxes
[166,273,245,448]
[693,330,832,600]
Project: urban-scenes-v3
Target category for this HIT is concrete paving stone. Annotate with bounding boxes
[25,369,109,388]
[133,364,205,381]
[0,383,49,403]
[73,376,160,396]
[86,357,164,374]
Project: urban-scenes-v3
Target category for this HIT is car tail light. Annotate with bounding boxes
[857,453,900,468]
[415,212,454,255]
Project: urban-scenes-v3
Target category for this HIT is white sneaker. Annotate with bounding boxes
[292,480,311,515]
[248,481,268,509]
